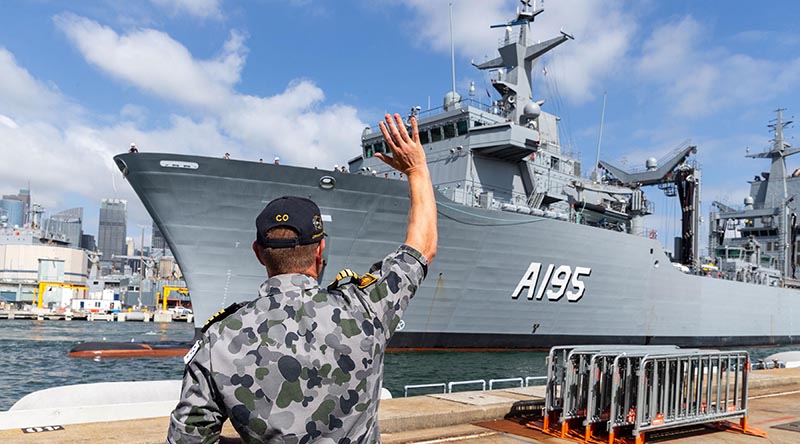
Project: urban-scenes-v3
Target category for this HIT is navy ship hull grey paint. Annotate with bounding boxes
[114,153,800,349]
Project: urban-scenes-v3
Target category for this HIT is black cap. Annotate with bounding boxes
[256,196,325,248]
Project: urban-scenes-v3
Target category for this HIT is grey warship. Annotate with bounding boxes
[114,2,800,349]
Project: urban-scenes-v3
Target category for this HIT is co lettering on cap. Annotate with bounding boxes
[275,214,289,222]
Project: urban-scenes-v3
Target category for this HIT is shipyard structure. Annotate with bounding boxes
[0,190,189,316]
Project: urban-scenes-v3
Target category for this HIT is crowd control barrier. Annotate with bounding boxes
[541,345,751,443]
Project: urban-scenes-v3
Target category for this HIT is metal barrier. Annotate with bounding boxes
[525,376,547,386]
[557,346,681,439]
[448,379,486,393]
[630,350,749,442]
[489,377,524,390]
[403,383,446,398]
[403,375,545,397]
[545,345,678,417]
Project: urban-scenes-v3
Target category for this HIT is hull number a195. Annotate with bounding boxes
[512,263,592,302]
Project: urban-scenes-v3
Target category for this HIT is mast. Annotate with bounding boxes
[746,108,799,276]
[472,0,572,125]
[449,3,456,96]
[593,91,607,182]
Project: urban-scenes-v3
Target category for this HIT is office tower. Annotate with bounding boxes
[98,199,127,269]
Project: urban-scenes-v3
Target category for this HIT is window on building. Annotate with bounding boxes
[456,119,469,136]
[444,123,456,139]
[550,156,559,170]
[364,144,374,158]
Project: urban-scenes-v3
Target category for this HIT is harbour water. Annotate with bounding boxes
[1,320,798,411]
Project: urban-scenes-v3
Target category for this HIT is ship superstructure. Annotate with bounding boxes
[115,2,800,348]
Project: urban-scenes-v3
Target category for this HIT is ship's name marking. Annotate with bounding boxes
[512,262,592,302]
[159,160,199,169]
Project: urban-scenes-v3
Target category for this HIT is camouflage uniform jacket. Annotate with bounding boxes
[167,245,428,444]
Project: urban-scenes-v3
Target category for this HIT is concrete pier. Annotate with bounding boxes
[2,368,800,443]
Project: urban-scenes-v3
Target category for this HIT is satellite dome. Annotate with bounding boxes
[645,157,658,171]
[443,91,462,111]
[522,101,541,118]
[361,126,372,138]
[744,196,754,206]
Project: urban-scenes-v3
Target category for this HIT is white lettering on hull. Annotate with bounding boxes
[512,262,592,302]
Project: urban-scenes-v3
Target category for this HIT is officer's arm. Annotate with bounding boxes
[377,113,438,262]
[167,342,226,444]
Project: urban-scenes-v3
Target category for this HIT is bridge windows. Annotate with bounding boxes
[431,127,443,142]
[456,119,469,136]
[443,122,456,139]
[419,130,429,144]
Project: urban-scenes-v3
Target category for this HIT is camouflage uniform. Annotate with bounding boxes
[168,245,427,444]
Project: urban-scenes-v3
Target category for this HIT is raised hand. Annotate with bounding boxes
[376,114,427,177]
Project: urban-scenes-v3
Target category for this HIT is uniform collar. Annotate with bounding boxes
[259,273,319,297]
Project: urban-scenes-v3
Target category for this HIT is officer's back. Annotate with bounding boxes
[168,113,437,443]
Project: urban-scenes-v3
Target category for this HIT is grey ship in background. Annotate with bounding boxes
[115,2,800,349]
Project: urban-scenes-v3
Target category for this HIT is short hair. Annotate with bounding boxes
[259,227,317,275]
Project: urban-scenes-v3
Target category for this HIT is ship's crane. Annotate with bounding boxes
[112,253,161,279]
[599,143,700,268]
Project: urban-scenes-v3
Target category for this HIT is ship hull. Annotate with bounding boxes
[115,153,800,349]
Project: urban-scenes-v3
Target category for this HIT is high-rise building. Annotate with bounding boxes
[0,199,24,227]
[80,234,96,251]
[2,189,30,225]
[98,199,127,269]
[151,222,166,250]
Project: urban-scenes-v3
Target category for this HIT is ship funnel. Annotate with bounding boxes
[645,157,658,171]
[744,196,754,210]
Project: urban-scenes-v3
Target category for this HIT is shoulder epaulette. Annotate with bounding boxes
[201,302,244,333]
[357,273,378,289]
[327,268,359,290]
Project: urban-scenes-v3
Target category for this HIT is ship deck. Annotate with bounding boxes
[4,368,800,443]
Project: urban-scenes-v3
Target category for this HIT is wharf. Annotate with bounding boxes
[0,310,192,323]
[3,368,800,444]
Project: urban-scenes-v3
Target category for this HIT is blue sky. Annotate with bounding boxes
[2,0,800,253]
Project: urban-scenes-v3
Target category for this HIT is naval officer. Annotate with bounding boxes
[167,113,437,444]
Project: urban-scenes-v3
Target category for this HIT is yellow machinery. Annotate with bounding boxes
[160,285,189,311]
[36,282,89,308]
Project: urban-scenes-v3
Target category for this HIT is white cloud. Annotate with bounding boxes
[636,16,800,116]
[0,114,18,129]
[54,13,244,109]
[0,13,369,240]
[53,14,367,169]
[0,48,69,122]
[150,0,222,20]
[403,0,637,105]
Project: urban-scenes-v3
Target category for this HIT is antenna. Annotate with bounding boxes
[449,3,457,95]
[593,91,607,181]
